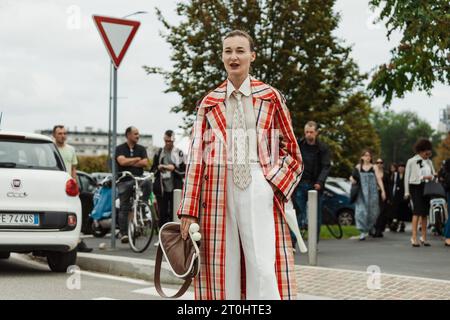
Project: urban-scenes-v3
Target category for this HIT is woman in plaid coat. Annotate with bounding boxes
[178,30,303,300]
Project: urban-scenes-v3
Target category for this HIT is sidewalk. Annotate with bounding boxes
[78,231,450,300]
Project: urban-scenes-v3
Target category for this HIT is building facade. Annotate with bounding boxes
[38,127,154,157]
[438,105,450,135]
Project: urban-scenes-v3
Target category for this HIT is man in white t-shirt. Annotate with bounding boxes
[53,125,78,178]
[53,125,92,253]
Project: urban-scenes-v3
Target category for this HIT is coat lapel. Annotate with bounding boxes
[199,77,277,146]
[200,82,227,145]
[251,77,277,131]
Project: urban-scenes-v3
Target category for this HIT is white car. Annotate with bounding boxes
[0,131,81,272]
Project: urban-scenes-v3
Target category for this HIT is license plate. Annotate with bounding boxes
[0,213,39,226]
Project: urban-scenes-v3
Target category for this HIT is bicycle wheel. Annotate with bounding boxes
[149,202,160,234]
[435,211,445,236]
[128,203,154,253]
[323,208,343,239]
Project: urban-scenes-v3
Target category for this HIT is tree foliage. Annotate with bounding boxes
[371,109,439,166]
[77,155,109,173]
[369,0,450,105]
[434,132,450,170]
[146,0,380,177]
[77,155,152,173]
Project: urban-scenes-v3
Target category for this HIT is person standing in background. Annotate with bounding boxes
[373,158,392,238]
[390,163,411,232]
[350,149,386,241]
[437,159,450,246]
[53,125,92,253]
[292,121,331,246]
[151,130,186,246]
[404,139,435,247]
[115,126,152,244]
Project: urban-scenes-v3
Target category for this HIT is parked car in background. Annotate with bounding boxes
[0,131,81,272]
[322,177,355,226]
[76,171,98,235]
[91,172,111,184]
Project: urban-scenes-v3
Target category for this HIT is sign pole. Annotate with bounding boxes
[111,65,118,249]
[93,15,140,249]
[108,62,113,168]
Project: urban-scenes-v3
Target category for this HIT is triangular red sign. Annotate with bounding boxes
[93,15,140,68]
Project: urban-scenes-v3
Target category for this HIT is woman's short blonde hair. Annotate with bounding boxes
[223,30,255,52]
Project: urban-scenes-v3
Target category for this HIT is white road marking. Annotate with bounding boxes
[79,270,152,286]
[133,286,194,300]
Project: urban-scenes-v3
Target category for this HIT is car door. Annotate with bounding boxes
[77,172,97,234]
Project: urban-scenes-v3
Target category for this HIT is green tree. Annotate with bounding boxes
[369,0,450,105]
[77,155,109,173]
[146,0,380,177]
[371,109,439,166]
[434,132,450,170]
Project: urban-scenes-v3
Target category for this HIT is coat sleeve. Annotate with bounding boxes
[150,148,160,173]
[317,143,331,186]
[404,159,412,196]
[176,106,207,219]
[265,89,303,202]
[174,150,186,180]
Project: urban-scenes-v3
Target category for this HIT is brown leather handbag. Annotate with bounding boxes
[154,222,201,298]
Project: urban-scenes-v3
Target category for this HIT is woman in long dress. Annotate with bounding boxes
[351,150,386,241]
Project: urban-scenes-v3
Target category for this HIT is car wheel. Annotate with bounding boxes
[0,252,10,259]
[92,221,108,238]
[338,209,354,226]
[47,249,77,273]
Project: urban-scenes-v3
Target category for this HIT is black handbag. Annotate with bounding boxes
[350,168,361,203]
[423,179,446,198]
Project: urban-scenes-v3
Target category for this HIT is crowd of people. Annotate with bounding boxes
[348,138,450,247]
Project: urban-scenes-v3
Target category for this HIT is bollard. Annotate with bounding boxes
[308,190,318,266]
[173,189,182,223]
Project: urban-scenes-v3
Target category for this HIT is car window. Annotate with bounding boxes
[78,174,97,193]
[0,139,64,171]
[326,179,351,195]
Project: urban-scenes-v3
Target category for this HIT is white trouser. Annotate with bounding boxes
[225,164,280,300]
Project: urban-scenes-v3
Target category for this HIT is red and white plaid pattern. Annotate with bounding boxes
[177,77,303,300]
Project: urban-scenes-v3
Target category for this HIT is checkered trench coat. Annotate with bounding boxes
[177,77,303,300]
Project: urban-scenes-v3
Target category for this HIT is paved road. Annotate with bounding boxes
[0,254,193,300]
[82,223,450,281]
[0,254,326,300]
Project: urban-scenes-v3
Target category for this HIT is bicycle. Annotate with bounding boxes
[297,205,343,240]
[322,205,343,239]
[429,197,448,236]
[117,171,158,253]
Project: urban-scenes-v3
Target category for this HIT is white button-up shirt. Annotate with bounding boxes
[225,76,258,163]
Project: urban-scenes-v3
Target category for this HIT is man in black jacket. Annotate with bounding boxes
[150,130,186,246]
[293,121,331,246]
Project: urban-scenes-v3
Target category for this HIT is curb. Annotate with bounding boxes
[76,253,184,285]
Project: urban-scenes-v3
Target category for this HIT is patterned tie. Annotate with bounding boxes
[232,90,252,189]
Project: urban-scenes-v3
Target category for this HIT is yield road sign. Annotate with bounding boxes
[93,15,140,68]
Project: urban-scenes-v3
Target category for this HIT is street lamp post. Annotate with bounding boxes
[108,11,147,249]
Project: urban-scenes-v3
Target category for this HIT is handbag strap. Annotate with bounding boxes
[154,245,193,299]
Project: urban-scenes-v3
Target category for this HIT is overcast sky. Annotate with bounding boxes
[1,0,448,148]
